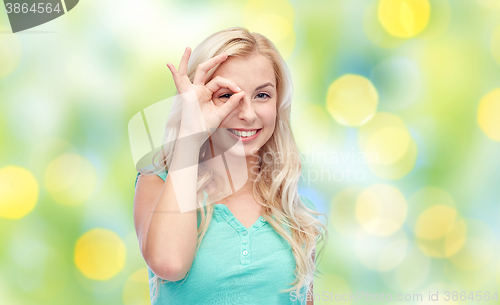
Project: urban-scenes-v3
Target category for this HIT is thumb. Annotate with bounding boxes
[218,91,244,119]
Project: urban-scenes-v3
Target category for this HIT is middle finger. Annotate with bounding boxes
[205,76,241,94]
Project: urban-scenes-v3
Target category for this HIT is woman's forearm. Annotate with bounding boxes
[144,137,204,281]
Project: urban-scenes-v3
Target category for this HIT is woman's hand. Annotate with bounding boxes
[166,47,245,142]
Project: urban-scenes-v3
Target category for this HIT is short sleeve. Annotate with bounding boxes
[135,171,203,229]
[134,172,140,189]
[156,170,168,181]
[299,195,319,220]
[134,170,168,189]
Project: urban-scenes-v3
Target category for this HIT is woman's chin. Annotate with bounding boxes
[224,145,252,157]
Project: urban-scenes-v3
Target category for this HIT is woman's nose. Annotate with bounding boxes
[237,95,257,122]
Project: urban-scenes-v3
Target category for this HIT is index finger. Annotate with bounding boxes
[192,52,229,86]
[166,63,190,94]
[178,47,191,77]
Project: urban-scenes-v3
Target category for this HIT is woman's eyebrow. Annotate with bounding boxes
[254,82,275,91]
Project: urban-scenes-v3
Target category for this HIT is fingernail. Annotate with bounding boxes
[236,86,241,91]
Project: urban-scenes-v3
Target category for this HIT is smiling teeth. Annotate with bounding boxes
[229,129,258,137]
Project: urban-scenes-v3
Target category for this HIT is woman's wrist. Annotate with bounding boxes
[177,126,210,145]
[170,135,205,171]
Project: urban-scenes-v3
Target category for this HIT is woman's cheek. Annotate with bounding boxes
[259,102,277,125]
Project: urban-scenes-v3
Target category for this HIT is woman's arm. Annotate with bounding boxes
[134,139,202,281]
[134,46,244,282]
[307,247,316,305]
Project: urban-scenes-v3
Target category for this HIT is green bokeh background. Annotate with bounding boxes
[1,0,500,304]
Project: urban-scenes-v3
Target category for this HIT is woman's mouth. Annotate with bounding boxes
[226,128,262,142]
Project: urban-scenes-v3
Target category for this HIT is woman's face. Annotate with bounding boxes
[209,54,277,158]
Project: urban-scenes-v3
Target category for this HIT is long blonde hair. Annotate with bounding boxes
[141,26,328,303]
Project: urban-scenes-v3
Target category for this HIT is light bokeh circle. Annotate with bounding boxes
[358,112,417,179]
[414,209,467,258]
[407,187,456,230]
[123,268,150,305]
[0,166,38,219]
[45,153,97,206]
[355,184,407,236]
[244,0,295,60]
[326,74,378,126]
[477,88,500,141]
[74,228,126,280]
[378,0,431,38]
[366,126,411,165]
[415,205,458,240]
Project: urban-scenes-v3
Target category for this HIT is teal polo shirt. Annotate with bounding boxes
[134,171,318,304]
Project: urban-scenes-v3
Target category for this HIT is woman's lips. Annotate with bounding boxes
[226,128,262,142]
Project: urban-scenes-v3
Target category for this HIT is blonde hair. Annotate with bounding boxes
[141,26,328,303]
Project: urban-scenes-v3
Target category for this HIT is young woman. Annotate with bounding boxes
[134,27,328,304]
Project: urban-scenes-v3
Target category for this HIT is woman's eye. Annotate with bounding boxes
[219,93,232,99]
[219,92,270,100]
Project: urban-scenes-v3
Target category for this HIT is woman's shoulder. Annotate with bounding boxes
[134,170,168,188]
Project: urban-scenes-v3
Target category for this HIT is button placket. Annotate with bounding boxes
[239,216,268,265]
[240,227,252,265]
[214,204,269,265]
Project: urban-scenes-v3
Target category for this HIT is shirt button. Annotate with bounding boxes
[243,250,249,256]
[253,224,258,228]
[260,218,266,223]
[242,230,248,236]
[242,239,248,244]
